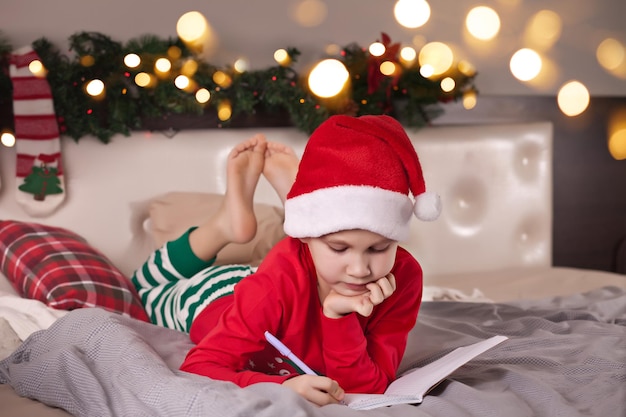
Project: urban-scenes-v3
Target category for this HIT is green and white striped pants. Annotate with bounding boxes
[131,230,256,333]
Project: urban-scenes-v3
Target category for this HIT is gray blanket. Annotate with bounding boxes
[1,286,625,417]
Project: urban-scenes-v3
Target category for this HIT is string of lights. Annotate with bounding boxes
[0,28,477,143]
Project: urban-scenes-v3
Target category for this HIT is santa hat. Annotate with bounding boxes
[283,115,441,241]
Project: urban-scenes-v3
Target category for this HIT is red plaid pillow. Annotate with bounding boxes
[0,220,149,322]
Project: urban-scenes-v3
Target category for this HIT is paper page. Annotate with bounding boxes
[344,335,508,410]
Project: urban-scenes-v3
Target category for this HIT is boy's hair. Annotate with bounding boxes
[283,115,441,241]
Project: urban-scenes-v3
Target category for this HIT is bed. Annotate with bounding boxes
[0,121,624,417]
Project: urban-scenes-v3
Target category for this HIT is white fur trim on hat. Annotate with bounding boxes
[283,185,414,241]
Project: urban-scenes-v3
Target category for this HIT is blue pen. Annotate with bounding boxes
[264,331,318,376]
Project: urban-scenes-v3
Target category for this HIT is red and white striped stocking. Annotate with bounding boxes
[9,45,65,217]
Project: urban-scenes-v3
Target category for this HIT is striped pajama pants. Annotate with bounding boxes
[131,241,256,333]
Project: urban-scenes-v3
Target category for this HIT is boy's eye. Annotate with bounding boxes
[369,245,390,253]
[328,245,347,253]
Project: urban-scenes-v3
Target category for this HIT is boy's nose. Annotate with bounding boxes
[347,254,370,278]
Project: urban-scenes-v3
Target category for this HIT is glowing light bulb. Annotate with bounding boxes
[177,11,208,43]
[557,81,589,117]
[181,60,199,76]
[597,38,625,71]
[400,47,417,63]
[466,6,501,40]
[308,59,349,98]
[274,49,291,66]
[463,90,477,109]
[379,61,397,76]
[608,128,626,160]
[608,109,626,160]
[217,100,232,121]
[28,60,46,77]
[1,132,16,147]
[525,10,561,50]
[135,72,154,88]
[510,48,542,81]
[394,0,431,29]
[420,64,434,78]
[291,0,327,28]
[195,88,211,104]
[369,42,386,57]
[233,58,249,73]
[174,75,190,89]
[124,54,141,68]
[419,42,454,76]
[440,77,455,92]
[86,79,105,96]
[155,58,172,73]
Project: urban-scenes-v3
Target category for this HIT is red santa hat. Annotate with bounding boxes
[283,114,441,241]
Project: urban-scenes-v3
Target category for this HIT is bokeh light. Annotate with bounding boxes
[155,58,172,73]
[174,75,190,89]
[177,11,208,43]
[217,100,232,121]
[124,53,141,68]
[135,72,155,88]
[418,42,454,76]
[233,58,249,73]
[557,81,590,117]
[1,131,16,147]
[412,34,427,49]
[291,0,327,27]
[608,108,626,160]
[85,79,105,97]
[400,46,417,64]
[181,59,199,76]
[510,48,542,81]
[379,61,397,76]
[80,55,95,67]
[524,10,562,50]
[212,71,232,88]
[167,46,182,60]
[28,59,46,77]
[308,59,349,98]
[176,11,217,57]
[458,60,476,76]
[440,77,455,92]
[274,49,291,66]
[597,38,624,70]
[195,88,211,104]
[419,64,435,78]
[597,38,626,78]
[394,0,431,29]
[466,6,501,41]
[463,90,477,109]
[369,42,386,57]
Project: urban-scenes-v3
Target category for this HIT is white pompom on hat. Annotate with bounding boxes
[283,114,441,241]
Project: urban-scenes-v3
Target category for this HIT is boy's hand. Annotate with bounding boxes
[323,273,396,318]
[282,374,345,406]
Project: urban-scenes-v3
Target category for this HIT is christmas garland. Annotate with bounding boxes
[0,31,477,143]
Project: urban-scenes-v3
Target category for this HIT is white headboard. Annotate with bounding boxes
[0,122,553,278]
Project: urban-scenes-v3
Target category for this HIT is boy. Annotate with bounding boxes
[132,115,441,406]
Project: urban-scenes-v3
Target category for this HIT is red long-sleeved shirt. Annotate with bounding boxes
[180,237,423,394]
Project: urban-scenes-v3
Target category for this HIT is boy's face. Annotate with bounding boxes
[301,229,398,300]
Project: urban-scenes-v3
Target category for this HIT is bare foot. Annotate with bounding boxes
[264,141,299,204]
[218,134,268,243]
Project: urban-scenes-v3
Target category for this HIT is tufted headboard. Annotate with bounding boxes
[0,122,553,278]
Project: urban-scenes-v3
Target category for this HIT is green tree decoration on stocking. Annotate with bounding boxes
[18,164,64,201]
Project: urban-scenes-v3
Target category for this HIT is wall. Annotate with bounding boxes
[1,0,625,96]
[1,0,625,273]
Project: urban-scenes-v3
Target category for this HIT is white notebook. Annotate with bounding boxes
[343,335,508,410]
